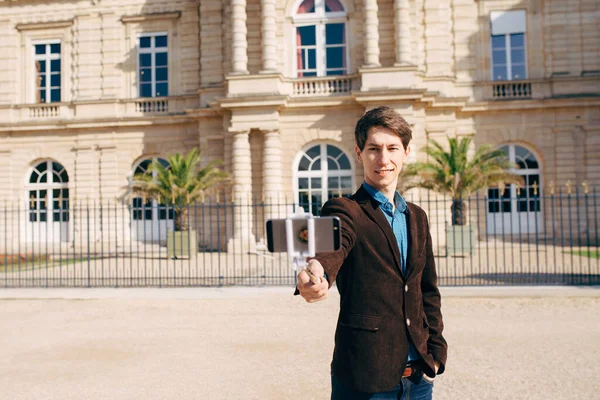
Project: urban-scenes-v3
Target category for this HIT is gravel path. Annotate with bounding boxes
[0,287,598,400]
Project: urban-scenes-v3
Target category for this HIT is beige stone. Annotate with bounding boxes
[0,0,598,254]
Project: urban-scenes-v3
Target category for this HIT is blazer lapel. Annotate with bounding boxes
[404,203,421,281]
[354,187,403,277]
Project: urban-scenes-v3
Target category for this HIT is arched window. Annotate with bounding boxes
[26,160,70,242]
[27,160,69,224]
[487,144,543,234]
[295,143,354,215]
[294,0,347,77]
[131,157,174,243]
[131,157,173,221]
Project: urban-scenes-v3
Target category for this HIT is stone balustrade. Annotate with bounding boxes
[491,81,532,99]
[291,75,357,97]
[134,98,169,113]
[28,104,61,118]
[0,95,198,126]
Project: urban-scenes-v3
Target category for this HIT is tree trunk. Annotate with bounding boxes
[451,199,467,225]
[174,207,189,231]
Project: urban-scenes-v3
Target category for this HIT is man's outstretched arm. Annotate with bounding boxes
[296,198,357,302]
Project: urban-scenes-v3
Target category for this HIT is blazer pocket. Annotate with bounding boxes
[339,313,382,332]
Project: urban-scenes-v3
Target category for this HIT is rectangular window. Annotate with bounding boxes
[297,25,318,77]
[324,23,345,76]
[487,187,511,214]
[296,22,347,77]
[138,33,168,97]
[132,198,153,221]
[490,10,527,81]
[34,42,61,103]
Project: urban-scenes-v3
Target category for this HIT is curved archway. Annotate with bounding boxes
[486,143,544,234]
[130,156,174,242]
[25,159,70,242]
[293,142,354,215]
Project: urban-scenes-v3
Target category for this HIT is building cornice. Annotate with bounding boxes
[15,19,73,31]
[184,108,221,118]
[0,115,194,133]
[214,95,289,110]
[461,95,600,113]
[121,11,181,23]
[352,88,428,103]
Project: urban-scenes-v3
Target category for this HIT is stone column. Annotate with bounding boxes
[394,0,412,65]
[231,0,249,74]
[363,0,381,67]
[228,130,255,252]
[260,0,277,73]
[262,130,284,219]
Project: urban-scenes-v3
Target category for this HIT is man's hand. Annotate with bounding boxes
[297,259,328,303]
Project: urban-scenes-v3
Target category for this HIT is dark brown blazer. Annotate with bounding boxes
[315,186,447,393]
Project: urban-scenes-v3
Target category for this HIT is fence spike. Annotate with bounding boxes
[582,180,589,194]
[565,180,572,194]
[549,181,555,195]
[532,181,538,196]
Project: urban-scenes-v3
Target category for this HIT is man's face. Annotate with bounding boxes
[355,126,411,194]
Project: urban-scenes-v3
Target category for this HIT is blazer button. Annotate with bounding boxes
[405,285,408,292]
[406,318,411,326]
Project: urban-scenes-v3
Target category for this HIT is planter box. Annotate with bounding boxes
[167,230,197,259]
[446,224,475,257]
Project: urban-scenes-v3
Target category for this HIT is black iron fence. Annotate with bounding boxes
[1,188,599,287]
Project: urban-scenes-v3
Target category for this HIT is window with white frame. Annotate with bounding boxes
[34,41,61,103]
[295,143,353,215]
[294,0,347,77]
[490,10,527,81]
[487,144,541,214]
[131,157,173,221]
[28,160,69,223]
[138,34,168,97]
[486,144,544,235]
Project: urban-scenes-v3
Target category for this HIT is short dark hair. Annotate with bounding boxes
[355,106,412,151]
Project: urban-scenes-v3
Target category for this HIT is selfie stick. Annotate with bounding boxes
[286,206,315,272]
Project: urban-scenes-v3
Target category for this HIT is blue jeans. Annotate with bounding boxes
[331,374,433,400]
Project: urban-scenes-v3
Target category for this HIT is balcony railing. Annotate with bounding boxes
[491,81,532,99]
[134,98,169,113]
[28,104,60,119]
[291,75,356,97]
[0,96,198,126]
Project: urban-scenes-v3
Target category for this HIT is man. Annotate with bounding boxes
[297,106,447,399]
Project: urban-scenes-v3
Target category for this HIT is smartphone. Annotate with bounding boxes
[266,216,341,253]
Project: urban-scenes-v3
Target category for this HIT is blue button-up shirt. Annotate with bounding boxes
[362,181,419,362]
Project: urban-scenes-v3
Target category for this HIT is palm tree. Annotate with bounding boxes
[400,136,523,225]
[129,149,230,231]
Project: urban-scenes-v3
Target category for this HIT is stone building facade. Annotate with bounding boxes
[0,0,598,252]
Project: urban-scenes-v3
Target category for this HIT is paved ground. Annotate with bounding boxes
[0,286,599,400]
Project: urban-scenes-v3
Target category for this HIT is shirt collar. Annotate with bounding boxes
[362,181,408,214]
